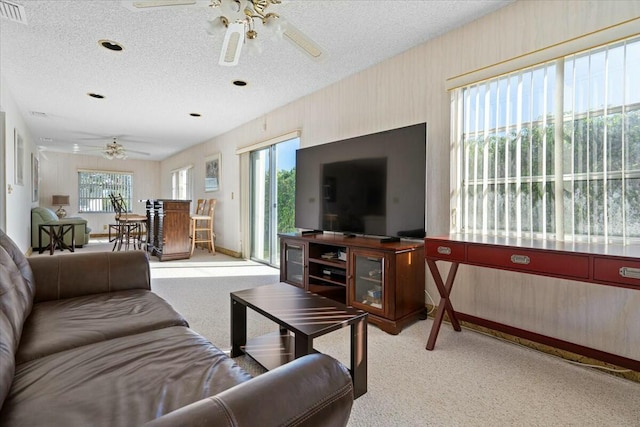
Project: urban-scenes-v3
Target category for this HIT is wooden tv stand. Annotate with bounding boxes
[279,232,425,334]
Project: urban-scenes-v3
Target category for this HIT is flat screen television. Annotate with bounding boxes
[295,123,426,239]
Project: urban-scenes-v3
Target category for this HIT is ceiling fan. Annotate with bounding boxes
[74,137,151,160]
[122,0,325,66]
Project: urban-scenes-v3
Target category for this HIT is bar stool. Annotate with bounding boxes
[190,199,216,256]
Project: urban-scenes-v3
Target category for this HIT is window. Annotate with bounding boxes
[171,165,193,201]
[453,35,640,244]
[78,170,133,213]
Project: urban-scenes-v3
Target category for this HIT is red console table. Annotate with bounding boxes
[424,234,640,371]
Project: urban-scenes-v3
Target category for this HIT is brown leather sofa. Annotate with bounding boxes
[0,229,354,426]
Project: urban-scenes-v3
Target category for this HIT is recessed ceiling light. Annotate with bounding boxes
[99,39,124,52]
[190,113,201,117]
[233,80,247,87]
[87,92,105,99]
[39,137,53,142]
[29,111,47,117]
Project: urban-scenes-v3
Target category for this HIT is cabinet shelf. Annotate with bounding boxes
[357,275,382,284]
[308,283,346,303]
[309,258,346,268]
[309,274,346,287]
[360,297,382,309]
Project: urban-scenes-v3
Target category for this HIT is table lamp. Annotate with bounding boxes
[52,195,70,219]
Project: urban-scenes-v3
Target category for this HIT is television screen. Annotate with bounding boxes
[295,123,426,238]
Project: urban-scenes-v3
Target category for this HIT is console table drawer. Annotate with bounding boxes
[466,245,590,279]
[425,240,465,262]
[593,257,640,288]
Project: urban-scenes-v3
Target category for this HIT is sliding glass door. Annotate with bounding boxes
[250,137,299,267]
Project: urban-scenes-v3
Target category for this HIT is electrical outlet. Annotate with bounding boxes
[103,224,107,230]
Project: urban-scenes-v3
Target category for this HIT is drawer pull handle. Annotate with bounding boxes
[437,246,452,255]
[511,254,530,265]
[619,267,640,279]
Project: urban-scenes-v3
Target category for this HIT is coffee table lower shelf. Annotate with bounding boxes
[243,331,322,371]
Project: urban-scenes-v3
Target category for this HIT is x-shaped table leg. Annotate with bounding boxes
[426,259,461,350]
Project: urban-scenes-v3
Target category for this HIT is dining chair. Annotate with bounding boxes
[109,193,147,251]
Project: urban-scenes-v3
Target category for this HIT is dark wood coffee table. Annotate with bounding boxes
[230,282,368,398]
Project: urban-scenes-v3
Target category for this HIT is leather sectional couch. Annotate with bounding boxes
[0,229,354,426]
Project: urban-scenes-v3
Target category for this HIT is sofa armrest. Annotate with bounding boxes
[53,217,87,225]
[28,251,151,303]
[144,353,354,427]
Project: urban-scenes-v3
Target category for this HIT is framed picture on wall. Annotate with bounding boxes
[31,153,39,202]
[14,129,24,186]
[205,153,220,192]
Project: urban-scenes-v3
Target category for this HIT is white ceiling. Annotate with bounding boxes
[1,0,513,160]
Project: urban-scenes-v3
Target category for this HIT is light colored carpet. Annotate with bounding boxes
[33,240,640,426]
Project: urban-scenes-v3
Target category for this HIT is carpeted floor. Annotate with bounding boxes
[34,240,640,426]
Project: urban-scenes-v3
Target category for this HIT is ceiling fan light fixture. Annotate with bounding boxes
[212,0,284,66]
[262,12,282,38]
[205,16,226,35]
[219,0,241,14]
[102,140,128,159]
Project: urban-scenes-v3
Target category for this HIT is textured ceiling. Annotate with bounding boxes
[0,0,513,160]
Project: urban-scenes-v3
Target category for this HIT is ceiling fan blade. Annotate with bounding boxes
[283,22,325,61]
[126,149,151,156]
[75,136,108,141]
[73,146,104,152]
[134,0,196,7]
[37,146,50,161]
[121,0,210,11]
[219,22,245,66]
[73,132,149,141]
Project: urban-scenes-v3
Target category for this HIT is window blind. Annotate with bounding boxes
[78,170,133,213]
[454,35,640,244]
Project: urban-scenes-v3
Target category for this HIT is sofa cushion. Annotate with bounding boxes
[0,327,252,427]
[16,289,189,364]
[0,231,35,408]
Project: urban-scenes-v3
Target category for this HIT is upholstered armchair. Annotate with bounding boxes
[31,207,92,250]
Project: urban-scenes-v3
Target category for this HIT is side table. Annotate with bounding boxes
[39,223,75,255]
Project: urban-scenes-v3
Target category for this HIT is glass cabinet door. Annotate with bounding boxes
[351,251,385,314]
[283,242,305,288]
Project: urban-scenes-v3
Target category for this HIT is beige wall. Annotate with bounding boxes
[161,1,640,359]
[1,77,38,250]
